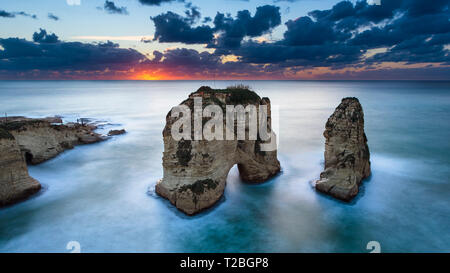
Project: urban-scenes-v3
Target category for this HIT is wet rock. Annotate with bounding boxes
[315,98,371,201]
[79,133,106,144]
[156,86,280,215]
[107,129,126,136]
[0,128,41,207]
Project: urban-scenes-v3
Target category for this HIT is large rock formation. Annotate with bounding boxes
[0,116,124,207]
[156,86,281,215]
[0,128,41,207]
[315,97,371,201]
[0,117,106,164]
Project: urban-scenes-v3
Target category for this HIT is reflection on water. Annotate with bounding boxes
[0,81,449,252]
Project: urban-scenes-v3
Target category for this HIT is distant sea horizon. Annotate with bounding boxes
[1,79,450,82]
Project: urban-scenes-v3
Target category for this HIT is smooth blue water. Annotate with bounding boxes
[0,80,449,253]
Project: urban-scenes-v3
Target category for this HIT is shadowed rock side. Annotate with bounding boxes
[156,86,281,215]
[0,128,41,207]
[0,117,106,165]
[315,97,371,201]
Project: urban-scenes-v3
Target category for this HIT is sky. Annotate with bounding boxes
[0,0,449,80]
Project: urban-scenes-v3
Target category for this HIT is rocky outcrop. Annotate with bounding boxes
[108,129,126,136]
[0,117,106,164]
[0,116,125,207]
[315,97,371,201]
[0,128,41,207]
[156,86,281,215]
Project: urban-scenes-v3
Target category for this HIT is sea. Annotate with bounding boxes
[0,80,449,253]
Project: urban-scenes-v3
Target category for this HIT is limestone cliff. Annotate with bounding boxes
[315,97,371,201]
[0,116,125,207]
[0,128,41,207]
[0,117,106,164]
[156,86,281,215]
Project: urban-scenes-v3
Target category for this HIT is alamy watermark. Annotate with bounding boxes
[66,241,81,253]
[67,0,81,5]
[170,97,278,152]
[367,241,381,253]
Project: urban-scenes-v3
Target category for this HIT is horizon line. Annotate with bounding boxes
[1,79,450,82]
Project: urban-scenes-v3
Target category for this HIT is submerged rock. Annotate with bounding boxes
[108,129,126,136]
[0,128,41,207]
[315,97,371,201]
[156,86,281,215]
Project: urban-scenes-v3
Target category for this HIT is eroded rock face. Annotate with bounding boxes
[156,86,281,215]
[0,129,41,207]
[315,97,371,201]
[0,117,106,164]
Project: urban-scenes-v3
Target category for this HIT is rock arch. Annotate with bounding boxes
[156,87,280,215]
[24,151,34,165]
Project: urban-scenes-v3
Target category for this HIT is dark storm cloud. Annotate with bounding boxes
[150,0,447,66]
[404,0,449,16]
[104,1,129,15]
[369,37,450,64]
[221,0,450,67]
[0,29,146,73]
[138,0,183,6]
[308,0,403,31]
[149,48,221,68]
[283,16,350,46]
[151,12,214,44]
[0,10,37,19]
[184,3,201,24]
[142,47,285,78]
[0,10,15,18]
[309,0,450,30]
[14,11,37,19]
[346,1,450,65]
[213,5,281,48]
[351,11,450,48]
[229,40,363,67]
[48,13,59,21]
[33,29,60,43]
[151,5,281,47]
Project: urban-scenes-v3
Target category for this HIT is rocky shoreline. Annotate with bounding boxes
[0,116,125,207]
[0,116,107,165]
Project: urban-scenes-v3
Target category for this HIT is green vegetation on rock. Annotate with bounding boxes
[0,128,14,140]
[0,120,44,131]
[176,139,192,166]
[196,85,261,104]
[179,179,218,195]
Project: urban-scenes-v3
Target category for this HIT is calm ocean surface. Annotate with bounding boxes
[0,80,449,253]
